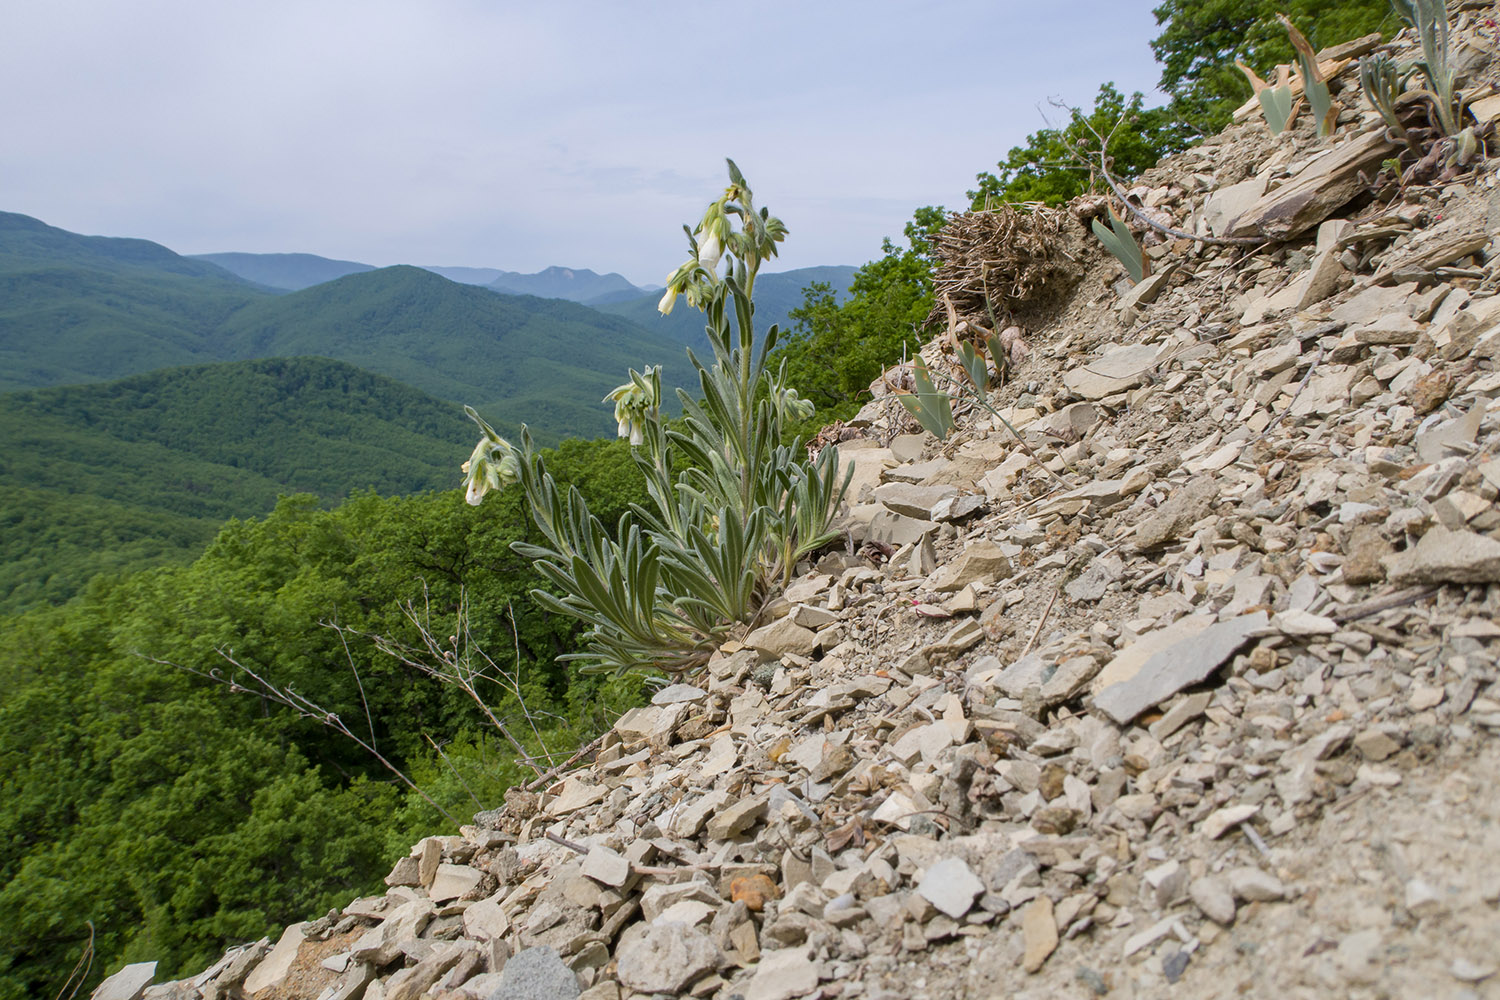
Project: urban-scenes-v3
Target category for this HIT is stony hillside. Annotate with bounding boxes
[93,12,1500,1000]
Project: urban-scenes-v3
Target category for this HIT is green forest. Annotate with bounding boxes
[0,356,477,612]
[0,3,1399,995]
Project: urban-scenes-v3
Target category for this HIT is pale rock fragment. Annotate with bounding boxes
[652,683,708,705]
[1133,476,1219,549]
[873,482,959,520]
[488,946,580,1000]
[1063,343,1162,400]
[92,962,158,1000]
[1093,612,1267,724]
[1385,527,1500,585]
[1227,866,1286,902]
[1190,876,1237,925]
[1020,896,1058,973]
[1272,609,1338,636]
[928,540,1013,592]
[745,618,819,657]
[614,922,722,995]
[707,795,768,840]
[581,846,631,887]
[243,923,308,995]
[744,948,820,1000]
[1201,804,1259,840]
[547,778,609,817]
[916,857,985,919]
[429,863,483,903]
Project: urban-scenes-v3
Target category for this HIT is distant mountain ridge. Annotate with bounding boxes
[1,215,686,442]
[191,251,375,290]
[196,251,652,303]
[3,212,857,441]
[487,265,642,303]
[593,265,860,350]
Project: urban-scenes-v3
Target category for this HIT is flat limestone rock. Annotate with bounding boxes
[1093,615,1216,693]
[1062,343,1162,400]
[1385,527,1500,585]
[744,948,820,1000]
[744,618,818,657]
[1203,176,1267,236]
[547,779,610,817]
[916,857,985,919]
[1093,612,1268,724]
[1133,476,1219,550]
[92,962,157,1000]
[615,922,722,995]
[651,683,708,705]
[1021,896,1058,973]
[1226,129,1399,240]
[243,923,307,995]
[928,540,1012,592]
[429,863,483,903]
[581,846,631,887]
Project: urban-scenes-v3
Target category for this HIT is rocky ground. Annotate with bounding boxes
[95,11,1500,1000]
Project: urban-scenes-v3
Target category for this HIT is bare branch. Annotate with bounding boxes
[144,648,462,827]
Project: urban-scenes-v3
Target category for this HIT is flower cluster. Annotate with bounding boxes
[604,366,661,446]
[460,406,519,506]
[657,158,787,316]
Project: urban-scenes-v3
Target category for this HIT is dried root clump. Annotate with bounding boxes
[926,205,1084,332]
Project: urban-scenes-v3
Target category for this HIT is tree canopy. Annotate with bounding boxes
[1151,0,1397,132]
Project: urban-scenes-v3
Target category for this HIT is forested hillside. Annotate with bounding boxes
[215,266,686,443]
[0,212,266,390]
[1,216,688,443]
[0,437,650,999]
[0,357,476,612]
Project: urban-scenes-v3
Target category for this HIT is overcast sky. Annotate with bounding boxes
[2,1,1170,286]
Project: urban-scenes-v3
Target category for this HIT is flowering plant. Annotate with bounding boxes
[462,161,849,675]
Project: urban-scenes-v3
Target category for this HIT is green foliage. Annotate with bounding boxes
[1389,0,1465,136]
[0,357,475,613]
[1151,0,1397,133]
[1360,51,1416,145]
[896,356,955,440]
[0,433,652,999]
[968,84,1195,208]
[468,163,850,677]
[215,267,686,445]
[772,209,941,428]
[1090,209,1149,283]
[1280,14,1339,136]
[1254,73,1298,133]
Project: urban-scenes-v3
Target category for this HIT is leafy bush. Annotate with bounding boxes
[463,162,850,676]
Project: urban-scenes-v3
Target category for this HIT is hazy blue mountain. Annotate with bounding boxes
[593,265,860,350]
[487,265,642,303]
[421,265,505,285]
[191,251,375,290]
